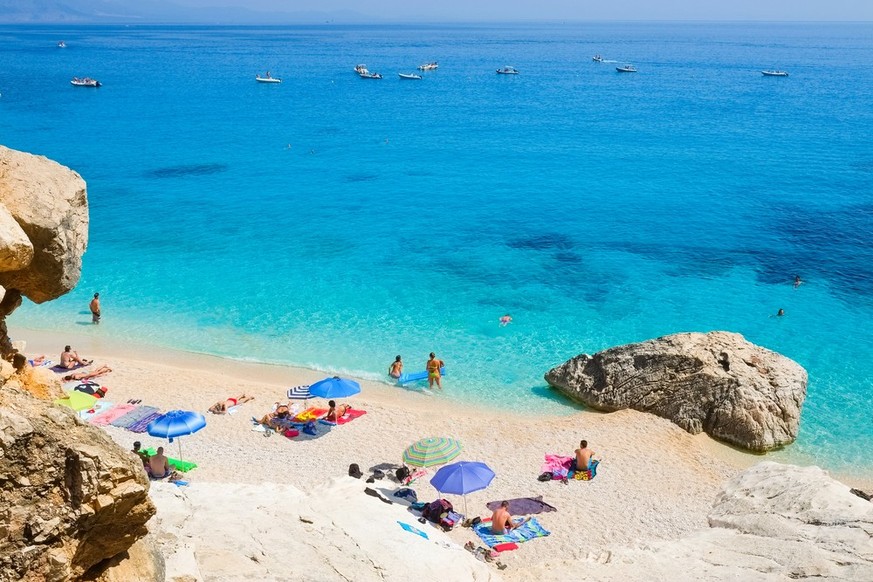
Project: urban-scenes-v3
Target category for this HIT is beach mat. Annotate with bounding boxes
[486,496,557,515]
[319,409,367,426]
[90,403,135,426]
[127,411,163,433]
[290,407,323,424]
[110,405,160,429]
[473,518,551,547]
[145,448,198,472]
[51,363,86,373]
[397,521,429,540]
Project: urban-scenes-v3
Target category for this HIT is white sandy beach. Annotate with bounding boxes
[16,325,869,581]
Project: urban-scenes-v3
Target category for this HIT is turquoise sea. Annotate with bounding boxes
[1,23,871,473]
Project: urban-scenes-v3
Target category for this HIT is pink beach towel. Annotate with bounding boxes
[542,454,573,479]
[89,404,135,426]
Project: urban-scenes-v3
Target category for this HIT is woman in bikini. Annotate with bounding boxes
[209,394,254,414]
[63,365,113,382]
[388,355,403,378]
[323,400,351,422]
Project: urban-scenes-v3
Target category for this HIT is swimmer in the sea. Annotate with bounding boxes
[794,275,803,289]
[499,314,512,326]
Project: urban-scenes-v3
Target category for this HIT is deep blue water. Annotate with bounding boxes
[1,23,871,473]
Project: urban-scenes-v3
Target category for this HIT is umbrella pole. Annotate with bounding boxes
[463,494,468,518]
[178,438,183,464]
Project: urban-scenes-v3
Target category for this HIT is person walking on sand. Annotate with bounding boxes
[90,293,101,324]
[427,352,444,389]
[570,439,597,473]
[389,355,403,378]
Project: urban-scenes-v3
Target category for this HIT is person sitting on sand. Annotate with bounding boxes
[259,404,291,431]
[491,501,529,535]
[147,446,171,479]
[60,346,92,369]
[388,355,403,378]
[209,394,254,414]
[63,364,113,382]
[132,441,150,466]
[570,439,597,473]
[323,400,351,422]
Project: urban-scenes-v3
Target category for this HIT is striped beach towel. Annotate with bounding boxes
[127,411,164,433]
[473,518,551,547]
[111,406,161,429]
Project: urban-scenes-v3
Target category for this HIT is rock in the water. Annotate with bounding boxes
[0,386,155,581]
[0,145,89,303]
[579,462,873,581]
[544,332,807,451]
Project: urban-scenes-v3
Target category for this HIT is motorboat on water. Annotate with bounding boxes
[417,62,439,71]
[399,73,423,80]
[70,77,101,87]
[496,66,519,75]
[256,73,281,83]
[762,70,789,77]
[359,71,383,79]
[354,64,369,74]
[592,55,603,62]
[616,65,637,73]
[57,41,66,48]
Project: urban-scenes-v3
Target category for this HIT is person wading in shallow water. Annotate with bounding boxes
[427,352,444,390]
[90,293,101,324]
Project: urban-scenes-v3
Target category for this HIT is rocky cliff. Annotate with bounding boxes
[0,145,157,581]
[579,462,873,581]
[545,332,807,451]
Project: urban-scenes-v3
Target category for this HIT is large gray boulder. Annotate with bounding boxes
[544,332,807,451]
[578,462,873,581]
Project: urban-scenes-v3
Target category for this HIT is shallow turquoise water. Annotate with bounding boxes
[1,23,871,472]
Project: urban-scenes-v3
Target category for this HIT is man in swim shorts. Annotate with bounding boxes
[570,439,597,473]
[147,447,171,479]
[90,292,101,324]
[427,352,444,389]
[491,501,528,534]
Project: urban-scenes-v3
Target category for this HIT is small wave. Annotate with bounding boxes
[146,163,228,179]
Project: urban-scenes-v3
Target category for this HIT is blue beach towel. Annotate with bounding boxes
[473,518,551,547]
[397,521,428,540]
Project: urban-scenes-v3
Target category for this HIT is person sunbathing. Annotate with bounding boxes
[491,501,530,535]
[323,400,351,422]
[147,446,172,479]
[62,365,113,382]
[259,404,291,431]
[209,394,254,414]
[60,345,92,369]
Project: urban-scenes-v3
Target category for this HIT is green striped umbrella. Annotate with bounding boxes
[403,437,462,468]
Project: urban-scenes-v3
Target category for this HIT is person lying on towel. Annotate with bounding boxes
[322,400,351,422]
[491,500,530,535]
[259,404,291,431]
[209,394,254,414]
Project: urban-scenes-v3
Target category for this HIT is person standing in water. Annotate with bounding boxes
[388,355,403,378]
[776,308,785,317]
[427,352,444,390]
[90,293,101,324]
[794,275,803,289]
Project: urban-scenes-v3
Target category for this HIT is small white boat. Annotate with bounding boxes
[256,74,281,83]
[71,77,101,87]
[496,66,519,75]
[399,73,423,80]
[762,70,789,77]
[355,64,369,74]
[616,65,637,73]
[57,41,66,48]
[417,62,439,71]
[359,72,382,79]
[592,55,603,62]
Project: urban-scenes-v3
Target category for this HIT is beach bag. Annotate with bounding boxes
[302,421,317,436]
[440,510,463,531]
[422,499,453,523]
[348,463,363,479]
[395,466,410,482]
[283,428,299,438]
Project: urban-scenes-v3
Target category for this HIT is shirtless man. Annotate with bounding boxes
[571,439,596,473]
[427,352,444,389]
[60,346,91,369]
[90,293,101,324]
[490,501,528,535]
[147,447,171,479]
[388,355,403,378]
[132,441,150,466]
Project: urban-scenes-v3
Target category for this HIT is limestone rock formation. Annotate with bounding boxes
[544,332,807,451]
[0,145,88,304]
[0,385,156,582]
[578,462,873,581]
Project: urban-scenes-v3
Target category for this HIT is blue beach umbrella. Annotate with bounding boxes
[430,461,496,515]
[308,376,361,400]
[147,410,206,463]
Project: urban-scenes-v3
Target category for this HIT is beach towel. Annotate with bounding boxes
[78,401,115,422]
[542,454,573,479]
[473,518,551,547]
[111,405,160,429]
[318,409,367,426]
[290,407,323,425]
[127,411,164,433]
[145,448,198,472]
[403,468,427,486]
[51,363,86,373]
[571,459,600,481]
[397,521,429,540]
[485,496,557,515]
[89,403,136,426]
